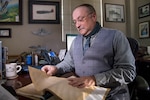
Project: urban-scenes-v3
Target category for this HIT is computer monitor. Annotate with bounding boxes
[66,34,77,51]
[0,41,2,79]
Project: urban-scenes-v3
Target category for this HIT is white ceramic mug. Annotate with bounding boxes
[5,63,22,79]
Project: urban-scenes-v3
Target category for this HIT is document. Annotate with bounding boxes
[16,67,110,100]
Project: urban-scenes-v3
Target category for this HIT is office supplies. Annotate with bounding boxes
[22,65,42,72]
[26,54,32,65]
[58,49,66,61]
[41,50,60,65]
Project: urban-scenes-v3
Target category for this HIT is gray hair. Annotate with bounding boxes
[74,4,96,14]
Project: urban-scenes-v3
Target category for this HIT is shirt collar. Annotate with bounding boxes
[84,22,101,38]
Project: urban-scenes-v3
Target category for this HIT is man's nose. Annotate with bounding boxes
[75,22,80,28]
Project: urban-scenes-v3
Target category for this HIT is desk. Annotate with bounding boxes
[4,73,32,100]
[136,56,150,85]
[3,70,75,100]
[136,57,150,99]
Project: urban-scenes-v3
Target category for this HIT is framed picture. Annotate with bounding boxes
[138,3,150,18]
[28,1,60,24]
[105,3,125,22]
[0,28,11,38]
[0,0,22,25]
[139,21,150,38]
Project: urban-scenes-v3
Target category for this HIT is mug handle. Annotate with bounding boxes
[16,65,22,73]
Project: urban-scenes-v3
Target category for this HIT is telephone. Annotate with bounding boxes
[41,50,60,65]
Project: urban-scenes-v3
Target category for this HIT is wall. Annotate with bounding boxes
[0,0,65,55]
[103,0,126,34]
[1,0,149,55]
[125,0,136,37]
[135,0,150,47]
[102,0,150,47]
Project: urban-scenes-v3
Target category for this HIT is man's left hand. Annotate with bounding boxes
[68,76,96,88]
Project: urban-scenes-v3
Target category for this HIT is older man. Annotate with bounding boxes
[42,4,136,100]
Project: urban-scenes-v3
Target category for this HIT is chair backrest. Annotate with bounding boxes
[127,37,139,99]
[127,37,150,100]
[127,37,139,58]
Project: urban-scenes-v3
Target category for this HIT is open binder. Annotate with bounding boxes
[16,67,110,100]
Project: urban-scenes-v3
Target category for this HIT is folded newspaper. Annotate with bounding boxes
[16,67,110,100]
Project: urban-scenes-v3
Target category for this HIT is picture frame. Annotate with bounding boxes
[0,0,23,25]
[138,3,150,18]
[28,1,60,24]
[0,28,11,38]
[105,3,125,22]
[139,21,150,38]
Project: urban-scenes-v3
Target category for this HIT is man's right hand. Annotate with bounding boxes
[41,65,58,76]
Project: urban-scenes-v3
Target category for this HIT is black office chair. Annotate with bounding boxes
[127,37,150,100]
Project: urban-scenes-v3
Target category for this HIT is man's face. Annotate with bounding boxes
[72,7,97,36]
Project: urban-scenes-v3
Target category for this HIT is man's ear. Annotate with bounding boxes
[92,14,97,21]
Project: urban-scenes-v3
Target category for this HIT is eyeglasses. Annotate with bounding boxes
[72,13,92,25]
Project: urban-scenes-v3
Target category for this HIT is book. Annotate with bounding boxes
[16,67,110,100]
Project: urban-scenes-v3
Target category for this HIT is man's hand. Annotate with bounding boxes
[68,76,96,88]
[41,65,57,76]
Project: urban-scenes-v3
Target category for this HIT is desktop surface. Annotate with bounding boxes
[1,66,43,100]
[2,73,32,100]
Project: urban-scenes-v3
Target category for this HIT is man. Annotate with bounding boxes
[41,4,136,100]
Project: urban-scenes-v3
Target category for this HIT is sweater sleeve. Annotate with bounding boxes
[94,30,136,88]
[55,41,75,74]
